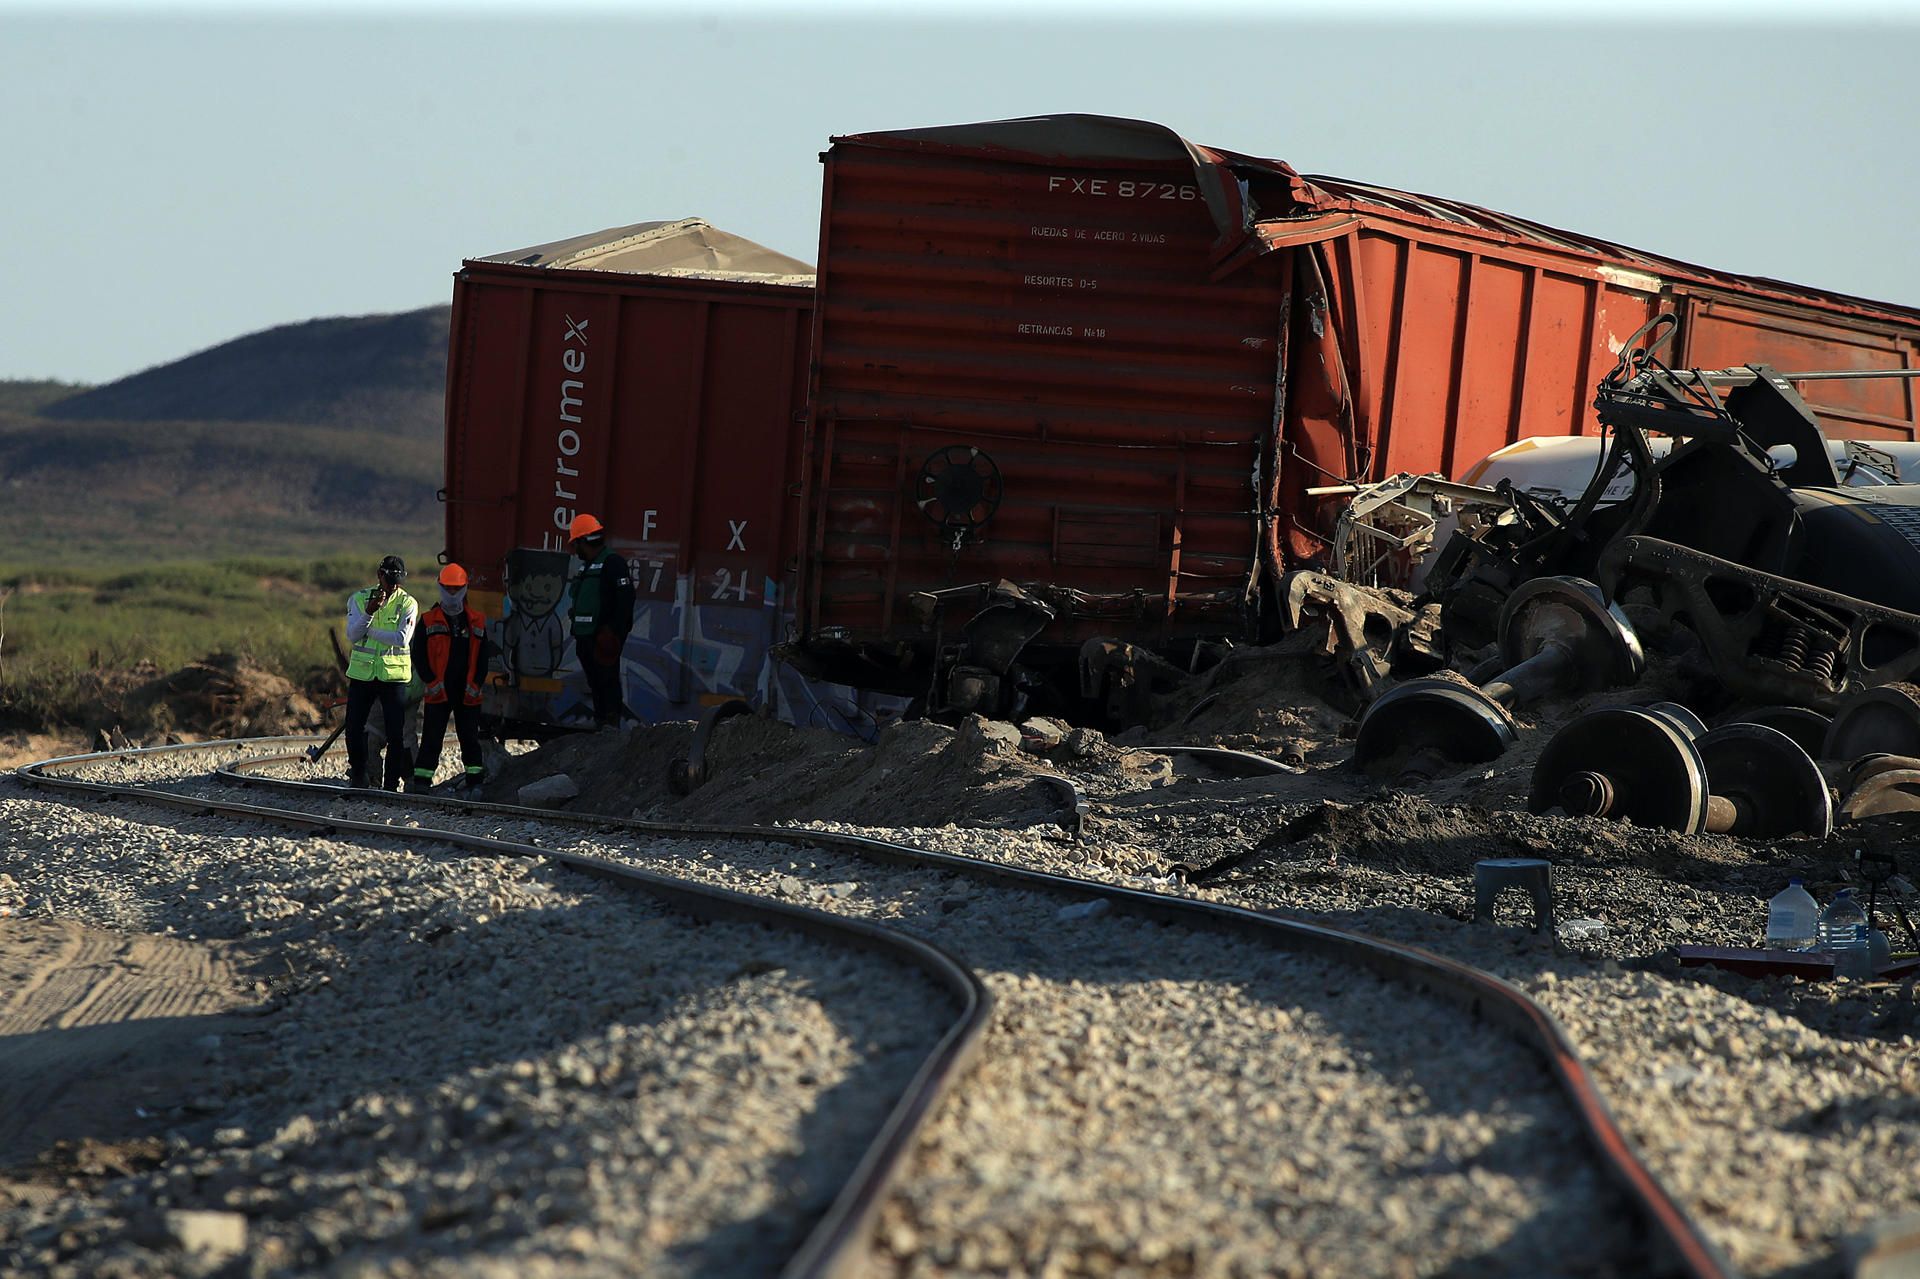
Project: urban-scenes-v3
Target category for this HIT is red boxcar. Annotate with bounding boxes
[790,114,1920,712]
[440,219,856,728]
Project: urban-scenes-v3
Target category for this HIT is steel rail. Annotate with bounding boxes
[1135,743,1303,775]
[30,738,1737,1278]
[14,738,993,1279]
[1034,771,1090,840]
[223,744,1736,1278]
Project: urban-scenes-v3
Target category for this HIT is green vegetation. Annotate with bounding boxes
[0,380,91,415]
[0,553,434,729]
[0,310,452,730]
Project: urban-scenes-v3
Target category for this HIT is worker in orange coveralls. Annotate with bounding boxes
[409,563,492,794]
[566,513,635,728]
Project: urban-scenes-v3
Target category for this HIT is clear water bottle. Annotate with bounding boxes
[1765,879,1820,950]
[1819,889,1873,979]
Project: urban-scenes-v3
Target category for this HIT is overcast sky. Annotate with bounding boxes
[4,3,1916,383]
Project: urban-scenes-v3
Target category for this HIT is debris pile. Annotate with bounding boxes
[484,711,1175,830]
[493,315,1920,976]
[118,652,322,740]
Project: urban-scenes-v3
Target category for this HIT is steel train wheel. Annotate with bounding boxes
[1351,678,1517,774]
[1695,722,1833,839]
[1731,705,1833,760]
[1496,576,1646,691]
[1823,683,1920,761]
[1643,702,1708,739]
[1529,706,1709,833]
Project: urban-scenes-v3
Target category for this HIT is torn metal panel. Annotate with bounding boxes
[1279,570,1443,705]
[1280,245,1363,564]
[1319,473,1514,594]
[1429,320,1920,668]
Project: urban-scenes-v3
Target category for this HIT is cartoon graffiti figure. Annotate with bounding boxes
[500,551,571,681]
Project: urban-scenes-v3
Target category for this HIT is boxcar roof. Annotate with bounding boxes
[473,217,813,285]
[835,114,1920,331]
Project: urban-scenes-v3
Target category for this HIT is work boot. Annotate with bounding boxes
[406,774,432,795]
[345,770,367,790]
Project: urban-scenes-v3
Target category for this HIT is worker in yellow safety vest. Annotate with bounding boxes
[343,555,420,789]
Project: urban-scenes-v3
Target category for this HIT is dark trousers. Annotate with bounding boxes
[416,700,482,782]
[344,677,408,788]
[576,635,626,726]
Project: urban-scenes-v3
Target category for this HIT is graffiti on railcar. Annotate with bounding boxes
[491,553,871,730]
[500,549,573,683]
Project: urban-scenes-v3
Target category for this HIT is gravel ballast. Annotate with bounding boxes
[7,748,1666,1276]
[0,767,956,1278]
[11,725,1920,1276]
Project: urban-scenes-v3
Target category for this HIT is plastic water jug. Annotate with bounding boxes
[1765,879,1819,950]
[1819,889,1873,979]
[1869,928,1892,973]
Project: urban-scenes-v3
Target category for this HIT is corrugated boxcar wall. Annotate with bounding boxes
[803,124,1290,654]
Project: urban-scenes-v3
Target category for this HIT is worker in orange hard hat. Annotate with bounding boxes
[566,513,634,728]
[409,562,493,794]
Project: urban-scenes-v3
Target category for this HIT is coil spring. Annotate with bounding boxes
[1758,620,1841,686]
[1803,645,1839,685]
[1775,624,1810,670]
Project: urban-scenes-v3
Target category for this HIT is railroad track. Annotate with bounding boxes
[11,737,1737,1277]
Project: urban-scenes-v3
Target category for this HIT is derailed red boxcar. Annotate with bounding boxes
[442,119,1920,734]
[784,114,1920,721]
[440,219,862,729]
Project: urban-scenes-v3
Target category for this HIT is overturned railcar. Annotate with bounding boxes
[784,114,1920,718]
[439,219,881,731]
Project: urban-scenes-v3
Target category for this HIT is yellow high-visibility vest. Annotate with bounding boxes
[346,588,417,682]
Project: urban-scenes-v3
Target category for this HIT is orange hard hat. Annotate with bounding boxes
[439,563,468,588]
[568,513,605,541]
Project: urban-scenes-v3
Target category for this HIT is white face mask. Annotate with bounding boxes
[440,586,467,615]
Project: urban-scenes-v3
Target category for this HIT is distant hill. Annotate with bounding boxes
[38,307,450,439]
[1,307,450,566]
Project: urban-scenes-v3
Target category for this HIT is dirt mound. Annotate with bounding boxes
[1143,643,1353,766]
[1249,794,1520,876]
[117,652,322,740]
[1227,789,1774,884]
[486,712,1174,831]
